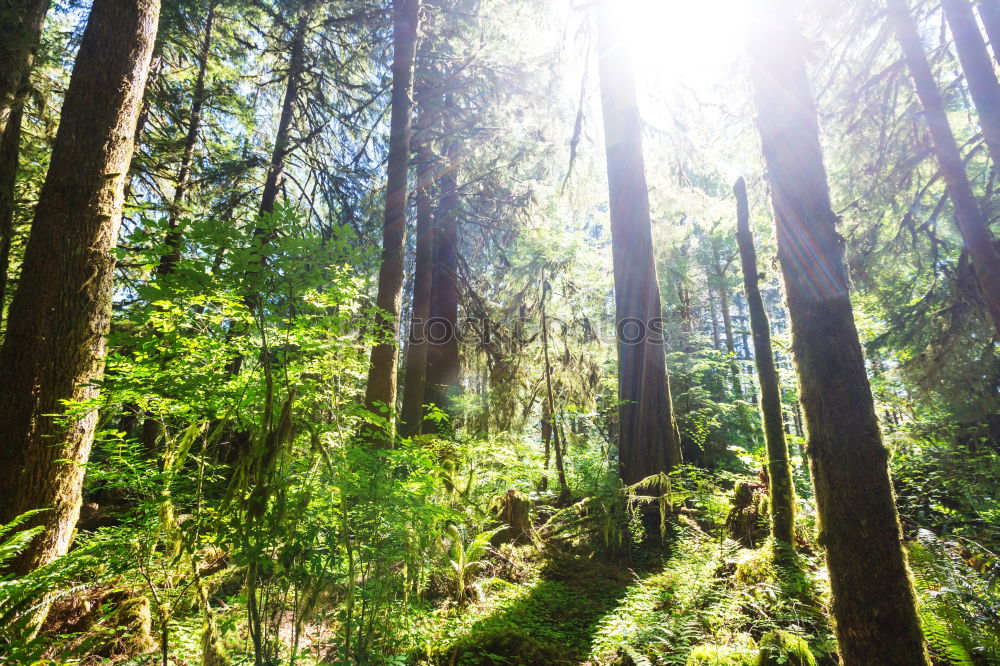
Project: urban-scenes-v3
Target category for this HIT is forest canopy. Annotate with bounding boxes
[0,0,998,664]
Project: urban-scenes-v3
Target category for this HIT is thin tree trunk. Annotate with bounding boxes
[540,400,551,492]
[941,0,1000,166]
[708,286,721,350]
[400,97,436,437]
[978,0,1000,65]
[0,101,24,329]
[423,135,461,432]
[541,277,569,503]
[0,0,49,137]
[0,0,51,328]
[140,2,218,451]
[363,0,420,444]
[889,0,1000,332]
[715,249,743,398]
[735,294,751,360]
[158,1,216,274]
[595,0,681,485]
[734,177,795,549]
[0,0,160,573]
[227,2,312,378]
[749,2,929,662]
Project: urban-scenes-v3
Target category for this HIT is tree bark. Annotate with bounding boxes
[733,177,795,548]
[941,0,1000,166]
[0,0,160,574]
[363,0,420,444]
[595,0,681,485]
[423,135,461,433]
[978,0,1000,66]
[157,1,216,275]
[0,0,51,328]
[748,2,929,662]
[400,95,436,437]
[889,0,1000,333]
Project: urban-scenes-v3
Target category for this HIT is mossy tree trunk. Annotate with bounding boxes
[888,0,1000,333]
[0,0,160,573]
[363,0,421,444]
[748,1,929,662]
[595,0,681,485]
[733,177,795,549]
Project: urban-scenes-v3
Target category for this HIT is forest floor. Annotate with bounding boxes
[40,471,988,665]
[400,482,837,666]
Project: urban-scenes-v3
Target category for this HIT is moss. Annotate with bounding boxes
[440,625,573,665]
[757,631,816,666]
[686,643,757,665]
[725,481,768,548]
[117,595,155,655]
[733,542,778,587]
[200,615,230,666]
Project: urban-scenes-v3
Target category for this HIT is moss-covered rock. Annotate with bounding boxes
[757,630,816,666]
[686,643,757,666]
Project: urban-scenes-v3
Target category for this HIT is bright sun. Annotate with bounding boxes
[617,0,752,87]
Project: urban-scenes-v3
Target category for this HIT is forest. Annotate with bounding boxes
[0,0,998,663]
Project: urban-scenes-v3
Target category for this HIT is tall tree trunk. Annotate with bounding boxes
[423,135,461,432]
[889,0,1000,333]
[941,0,1000,166]
[978,0,1000,65]
[733,177,795,549]
[595,0,681,485]
[748,2,929,662]
[0,0,51,328]
[0,0,160,574]
[158,1,216,274]
[400,98,436,437]
[363,0,420,444]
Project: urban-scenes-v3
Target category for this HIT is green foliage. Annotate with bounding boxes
[909,530,1000,665]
